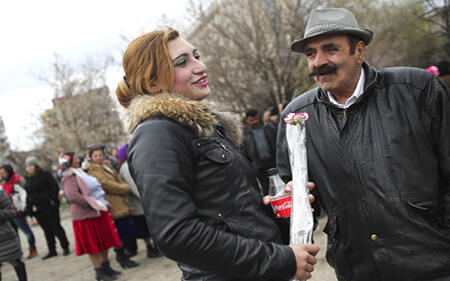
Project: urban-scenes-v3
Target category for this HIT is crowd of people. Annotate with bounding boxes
[1,6,449,281]
[0,146,162,281]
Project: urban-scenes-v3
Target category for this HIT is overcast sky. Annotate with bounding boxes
[0,0,189,150]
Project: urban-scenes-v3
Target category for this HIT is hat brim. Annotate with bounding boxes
[291,27,373,53]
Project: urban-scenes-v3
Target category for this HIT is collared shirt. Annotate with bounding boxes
[327,67,365,109]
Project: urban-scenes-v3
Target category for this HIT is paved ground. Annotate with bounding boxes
[3,208,337,281]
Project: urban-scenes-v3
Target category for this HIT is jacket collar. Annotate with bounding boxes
[316,62,378,107]
[124,93,243,147]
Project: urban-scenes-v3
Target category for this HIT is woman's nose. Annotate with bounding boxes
[193,59,207,74]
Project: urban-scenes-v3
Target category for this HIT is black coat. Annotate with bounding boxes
[25,167,60,214]
[242,124,276,171]
[126,93,296,281]
[277,63,450,281]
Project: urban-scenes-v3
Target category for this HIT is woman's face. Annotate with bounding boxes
[25,165,35,175]
[91,150,104,165]
[168,37,210,101]
[71,156,80,168]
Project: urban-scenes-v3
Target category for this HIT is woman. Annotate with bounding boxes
[117,144,161,258]
[0,164,38,259]
[0,189,27,281]
[117,29,319,281]
[59,152,122,281]
[84,146,139,269]
[24,156,70,260]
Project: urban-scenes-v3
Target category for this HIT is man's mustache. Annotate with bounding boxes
[309,64,338,78]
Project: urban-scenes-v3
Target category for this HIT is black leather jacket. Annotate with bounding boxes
[25,167,60,214]
[126,94,296,281]
[277,63,450,281]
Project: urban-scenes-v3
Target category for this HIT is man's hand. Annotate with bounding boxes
[263,181,315,211]
[289,244,320,280]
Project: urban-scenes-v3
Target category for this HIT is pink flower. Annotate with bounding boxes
[284,112,309,126]
[426,66,439,77]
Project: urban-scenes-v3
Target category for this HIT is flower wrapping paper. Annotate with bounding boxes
[284,112,314,245]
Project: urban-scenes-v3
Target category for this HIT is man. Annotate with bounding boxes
[277,8,450,281]
[437,60,450,88]
[265,105,280,155]
[242,109,276,195]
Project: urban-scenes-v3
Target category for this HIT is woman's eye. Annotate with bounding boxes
[194,54,201,60]
[174,60,186,67]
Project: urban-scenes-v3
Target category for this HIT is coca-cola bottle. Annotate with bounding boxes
[267,168,291,244]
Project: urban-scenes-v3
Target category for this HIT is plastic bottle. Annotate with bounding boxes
[267,168,291,244]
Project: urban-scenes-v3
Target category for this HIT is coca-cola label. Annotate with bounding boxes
[270,195,292,218]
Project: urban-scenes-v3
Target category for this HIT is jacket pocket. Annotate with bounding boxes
[405,200,450,266]
[323,215,353,280]
[406,200,446,231]
[194,138,234,164]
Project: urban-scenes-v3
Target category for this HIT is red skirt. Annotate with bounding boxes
[72,210,122,255]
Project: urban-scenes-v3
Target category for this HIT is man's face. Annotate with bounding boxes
[304,34,365,98]
[0,168,8,180]
[91,150,105,165]
[245,115,259,127]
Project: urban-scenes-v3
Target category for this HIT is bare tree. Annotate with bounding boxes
[410,0,450,59]
[33,55,126,169]
[183,0,447,116]
[186,0,323,112]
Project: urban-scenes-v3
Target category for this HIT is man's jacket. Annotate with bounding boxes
[277,63,450,281]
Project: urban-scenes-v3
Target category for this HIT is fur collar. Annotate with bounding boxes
[124,93,243,147]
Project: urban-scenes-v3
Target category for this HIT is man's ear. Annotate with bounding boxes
[356,41,366,64]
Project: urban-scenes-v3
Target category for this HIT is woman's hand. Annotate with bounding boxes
[289,244,320,280]
[263,181,315,210]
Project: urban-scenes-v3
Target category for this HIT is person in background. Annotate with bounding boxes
[59,152,122,281]
[118,28,319,281]
[0,189,27,281]
[84,145,139,269]
[437,60,450,88]
[24,156,70,260]
[117,144,162,259]
[264,105,280,156]
[106,147,120,172]
[278,7,450,281]
[242,109,276,195]
[0,164,38,259]
[263,109,271,123]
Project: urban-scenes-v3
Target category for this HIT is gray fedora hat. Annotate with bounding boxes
[291,8,373,53]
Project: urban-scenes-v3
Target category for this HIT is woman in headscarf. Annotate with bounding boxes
[59,152,122,281]
[24,156,70,260]
[84,145,139,269]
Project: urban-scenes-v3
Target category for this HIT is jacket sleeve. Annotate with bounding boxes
[88,166,130,195]
[128,120,296,281]
[44,171,61,203]
[422,76,450,227]
[0,190,15,222]
[62,175,91,208]
[119,163,140,198]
